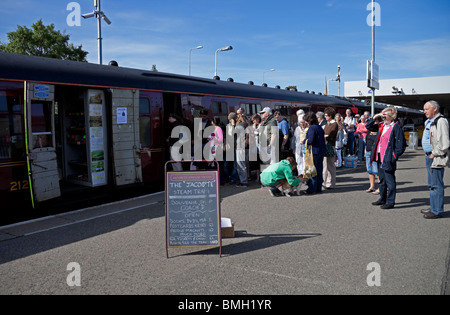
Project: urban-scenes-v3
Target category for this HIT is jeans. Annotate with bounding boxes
[365,151,378,175]
[358,138,366,162]
[426,156,445,215]
[224,154,238,183]
[347,131,355,156]
[377,162,396,206]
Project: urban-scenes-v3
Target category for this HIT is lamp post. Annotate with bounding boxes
[82,0,111,65]
[189,46,203,76]
[328,65,341,96]
[369,0,380,116]
[263,69,276,85]
[214,46,233,78]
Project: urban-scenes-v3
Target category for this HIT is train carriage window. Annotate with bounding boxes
[211,101,228,115]
[211,102,219,114]
[221,102,228,114]
[139,98,152,148]
[240,103,261,115]
[0,87,25,160]
[30,101,53,149]
[274,105,289,116]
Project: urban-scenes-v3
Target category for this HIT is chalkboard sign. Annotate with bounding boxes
[165,169,222,256]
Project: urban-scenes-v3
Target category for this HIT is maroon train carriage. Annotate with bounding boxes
[0,81,29,212]
[0,52,422,224]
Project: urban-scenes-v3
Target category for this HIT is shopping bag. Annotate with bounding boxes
[303,142,317,179]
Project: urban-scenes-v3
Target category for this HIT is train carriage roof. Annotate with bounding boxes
[0,52,351,106]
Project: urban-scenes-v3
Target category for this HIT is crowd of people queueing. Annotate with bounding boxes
[168,101,448,219]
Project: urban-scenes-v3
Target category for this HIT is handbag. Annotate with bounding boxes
[325,141,336,157]
[303,142,317,179]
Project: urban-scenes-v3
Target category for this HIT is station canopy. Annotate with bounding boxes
[345,76,450,115]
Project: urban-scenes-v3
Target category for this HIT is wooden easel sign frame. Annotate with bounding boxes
[165,161,222,258]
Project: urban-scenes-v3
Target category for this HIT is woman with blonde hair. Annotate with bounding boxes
[366,107,407,209]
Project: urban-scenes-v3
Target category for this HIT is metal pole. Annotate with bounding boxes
[337,65,341,97]
[97,0,102,65]
[83,0,110,65]
[189,49,192,76]
[214,49,218,77]
[262,69,275,85]
[371,0,375,116]
[214,46,232,78]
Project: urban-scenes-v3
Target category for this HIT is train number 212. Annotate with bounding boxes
[10,180,29,191]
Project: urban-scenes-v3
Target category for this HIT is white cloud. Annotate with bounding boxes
[379,37,450,74]
[99,39,184,71]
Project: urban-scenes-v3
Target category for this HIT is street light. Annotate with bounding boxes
[328,65,341,96]
[214,46,233,78]
[263,69,276,84]
[82,0,112,65]
[367,0,379,116]
[189,46,203,76]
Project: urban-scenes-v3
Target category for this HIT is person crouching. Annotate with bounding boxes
[260,157,302,197]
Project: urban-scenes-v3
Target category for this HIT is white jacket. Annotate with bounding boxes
[429,114,450,168]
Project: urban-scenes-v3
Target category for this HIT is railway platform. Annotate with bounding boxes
[1,150,449,295]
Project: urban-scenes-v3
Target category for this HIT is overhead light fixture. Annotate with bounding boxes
[81,12,95,19]
[214,46,233,77]
[102,13,111,25]
[218,46,233,52]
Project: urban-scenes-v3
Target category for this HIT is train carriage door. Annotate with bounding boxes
[25,82,61,205]
[111,89,142,186]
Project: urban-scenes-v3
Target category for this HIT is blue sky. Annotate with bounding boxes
[1,0,449,95]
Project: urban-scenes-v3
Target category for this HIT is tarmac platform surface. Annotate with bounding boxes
[1,150,449,295]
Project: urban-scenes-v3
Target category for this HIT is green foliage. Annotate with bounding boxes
[0,19,88,61]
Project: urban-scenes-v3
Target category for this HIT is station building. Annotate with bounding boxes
[344,76,450,115]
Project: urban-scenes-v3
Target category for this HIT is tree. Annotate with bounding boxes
[0,19,88,61]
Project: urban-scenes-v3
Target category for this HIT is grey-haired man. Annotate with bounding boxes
[421,100,449,219]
